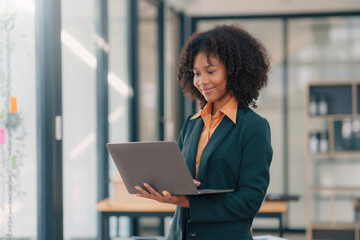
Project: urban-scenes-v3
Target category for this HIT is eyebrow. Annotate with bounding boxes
[193,64,217,70]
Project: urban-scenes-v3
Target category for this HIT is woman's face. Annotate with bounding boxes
[193,52,231,109]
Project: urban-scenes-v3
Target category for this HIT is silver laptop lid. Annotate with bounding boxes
[107,141,199,195]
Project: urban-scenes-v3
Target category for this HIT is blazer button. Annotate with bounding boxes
[190,232,196,238]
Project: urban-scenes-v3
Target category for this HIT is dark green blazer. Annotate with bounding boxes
[168,108,273,240]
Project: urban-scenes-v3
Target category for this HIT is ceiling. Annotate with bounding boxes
[167,0,360,16]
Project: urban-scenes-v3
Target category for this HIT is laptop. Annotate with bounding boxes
[106,141,233,195]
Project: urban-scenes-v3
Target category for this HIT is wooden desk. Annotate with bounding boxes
[97,198,288,239]
[97,198,176,213]
[97,198,175,240]
[255,201,288,237]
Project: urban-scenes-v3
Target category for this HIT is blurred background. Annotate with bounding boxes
[0,0,360,239]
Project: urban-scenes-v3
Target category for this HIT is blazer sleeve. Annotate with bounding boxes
[188,117,273,222]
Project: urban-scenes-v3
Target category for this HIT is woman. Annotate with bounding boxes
[135,25,273,240]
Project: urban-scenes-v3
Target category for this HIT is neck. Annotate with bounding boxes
[212,95,232,115]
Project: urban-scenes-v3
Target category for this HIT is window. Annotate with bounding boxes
[61,0,97,238]
[288,16,360,227]
[0,0,37,238]
[138,0,159,141]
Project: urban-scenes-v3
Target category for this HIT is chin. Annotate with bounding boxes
[203,95,213,102]
[204,98,213,103]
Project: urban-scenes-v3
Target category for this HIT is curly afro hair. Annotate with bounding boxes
[177,24,270,109]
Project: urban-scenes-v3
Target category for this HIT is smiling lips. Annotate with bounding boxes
[202,87,216,94]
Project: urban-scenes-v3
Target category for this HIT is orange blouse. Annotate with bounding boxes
[190,96,238,178]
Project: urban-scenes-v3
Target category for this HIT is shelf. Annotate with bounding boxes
[307,81,358,86]
[306,82,360,240]
[309,153,332,158]
[309,114,358,120]
[311,186,360,192]
[309,85,353,115]
[309,152,360,158]
[312,222,360,230]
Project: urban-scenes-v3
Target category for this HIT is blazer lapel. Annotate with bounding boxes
[185,118,203,179]
[197,108,244,183]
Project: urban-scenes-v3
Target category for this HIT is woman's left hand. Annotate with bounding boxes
[135,183,189,208]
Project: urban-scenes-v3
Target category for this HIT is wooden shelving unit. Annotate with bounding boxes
[305,81,360,240]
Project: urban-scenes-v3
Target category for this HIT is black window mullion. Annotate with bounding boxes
[95,0,109,238]
[158,1,165,140]
[178,11,185,128]
[35,0,63,239]
[128,0,139,142]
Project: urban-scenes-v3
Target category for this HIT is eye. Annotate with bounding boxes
[208,70,215,74]
[193,72,200,77]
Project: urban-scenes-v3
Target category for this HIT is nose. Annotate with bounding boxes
[198,74,209,85]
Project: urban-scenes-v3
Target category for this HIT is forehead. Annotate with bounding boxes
[193,52,221,68]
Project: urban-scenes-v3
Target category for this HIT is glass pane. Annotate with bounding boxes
[108,0,131,237]
[313,157,360,187]
[0,0,37,238]
[312,192,358,223]
[197,19,284,196]
[288,16,360,227]
[138,0,159,141]
[164,10,180,141]
[109,0,129,145]
[61,0,97,238]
